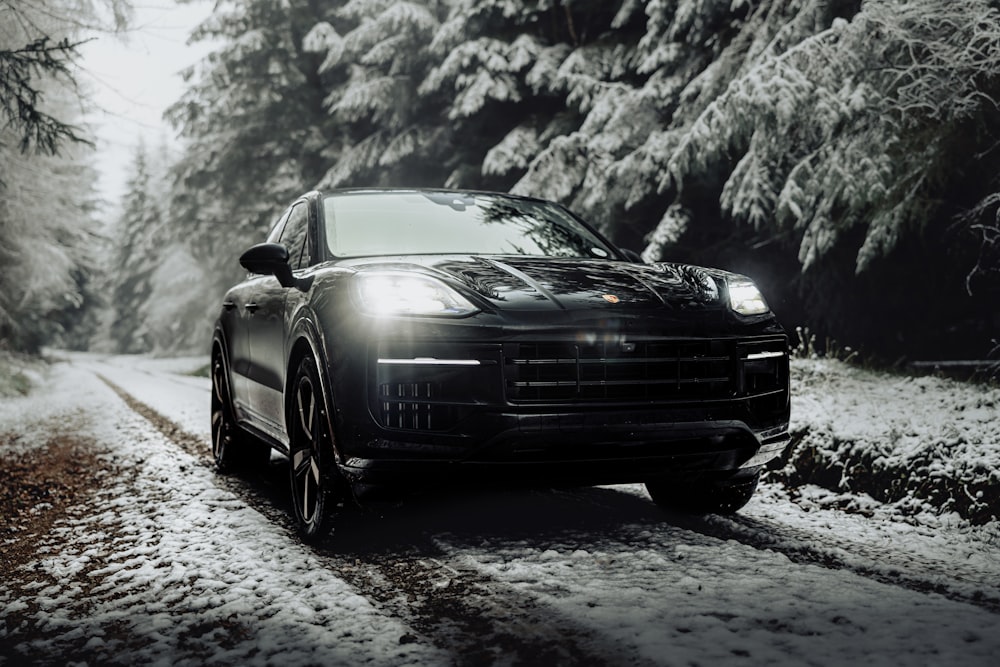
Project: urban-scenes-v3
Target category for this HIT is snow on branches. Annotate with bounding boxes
[160,0,1000,356]
[421,36,539,118]
[482,124,542,177]
[657,0,1000,273]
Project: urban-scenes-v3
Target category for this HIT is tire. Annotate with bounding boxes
[211,353,270,472]
[645,471,760,515]
[287,356,342,541]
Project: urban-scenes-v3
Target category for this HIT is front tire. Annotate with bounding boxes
[211,354,269,472]
[645,472,760,515]
[288,356,342,541]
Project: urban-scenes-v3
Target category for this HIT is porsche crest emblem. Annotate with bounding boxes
[602,294,620,304]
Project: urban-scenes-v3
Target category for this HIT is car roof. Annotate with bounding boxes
[320,187,551,206]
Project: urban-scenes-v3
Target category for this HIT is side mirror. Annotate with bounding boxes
[239,243,295,288]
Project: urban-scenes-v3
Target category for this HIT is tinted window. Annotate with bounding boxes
[266,206,293,244]
[280,203,310,270]
[323,192,616,259]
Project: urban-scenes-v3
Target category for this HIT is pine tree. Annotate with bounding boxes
[159,0,1000,358]
[0,0,129,154]
[425,0,627,192]
[166,0,337,270]
[643,0,1000,271]
[641,0,1000,356]
[0,131,104,351]
[307,0,449,188]
[107,143,164,353]
[0,0,117,352]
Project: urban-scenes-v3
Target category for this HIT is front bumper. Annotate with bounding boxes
[340,417,789,495]
[331,332,791,495]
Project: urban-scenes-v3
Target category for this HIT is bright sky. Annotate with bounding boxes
[79,0,216,214]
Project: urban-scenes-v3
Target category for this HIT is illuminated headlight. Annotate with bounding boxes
[354,272,478,317]
[727,278,770,316]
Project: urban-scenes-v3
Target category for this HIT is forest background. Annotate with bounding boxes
[3,0,1000,367]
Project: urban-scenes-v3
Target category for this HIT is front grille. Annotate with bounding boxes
[379,382,440,430]
[505,340,736,403]
[739,339,787,395]
[371,337,788,429]
[373,342,502,431]
[738,338,789,420]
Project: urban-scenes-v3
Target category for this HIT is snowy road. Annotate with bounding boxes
[2,353,999,665]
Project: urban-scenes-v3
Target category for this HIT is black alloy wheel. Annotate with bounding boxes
[288,356,341,541]
[211,353,269,472]
[645,471,760,515]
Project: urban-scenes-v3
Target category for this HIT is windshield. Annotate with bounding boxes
[323,192,618,259]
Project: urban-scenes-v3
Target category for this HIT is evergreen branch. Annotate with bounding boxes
[0,37,94,154]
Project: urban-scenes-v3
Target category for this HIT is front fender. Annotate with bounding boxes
[285,310,344,465]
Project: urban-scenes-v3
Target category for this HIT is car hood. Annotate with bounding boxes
[347,255,727,312]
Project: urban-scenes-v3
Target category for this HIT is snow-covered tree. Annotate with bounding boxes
[166,0,336,267]
[427,0,630,191]
[0,0,123,352]
[654,0,1000,273]
[0,133,104,352]
[640,0,1000,355]
[0,0,129,154]
[510,0,781,246]
[106,143,164,353]
[307,0,449,188]
[157,0,999,359]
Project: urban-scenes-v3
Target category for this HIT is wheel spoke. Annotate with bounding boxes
[307,393,315,441]
[213,367,224,404]
[292,449,311,476]
[297,384,314,441]
[212,410,225,457]
[302,474,312,521]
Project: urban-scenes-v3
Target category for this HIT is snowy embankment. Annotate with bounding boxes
[0,352,44,399]
[777,359,1000,524]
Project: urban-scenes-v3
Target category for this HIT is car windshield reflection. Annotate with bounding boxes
[323,192,616,259]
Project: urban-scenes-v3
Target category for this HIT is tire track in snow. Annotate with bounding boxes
[94,377,1000,623]
[660,509,1000,615]
[96,372,656,666]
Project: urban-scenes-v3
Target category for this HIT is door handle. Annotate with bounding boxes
[245,302,259,313]
[223,300,236,310]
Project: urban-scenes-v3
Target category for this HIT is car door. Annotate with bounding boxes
[222,278,258,420]
[227,207,292,420]
[245,200,312,438]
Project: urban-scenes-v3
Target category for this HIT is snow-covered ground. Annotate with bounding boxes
[1,358,446,666]
[780,359,1000,523]
[1,353,999,665]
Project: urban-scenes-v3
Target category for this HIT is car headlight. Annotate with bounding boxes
[354,271,478,317]
[727,278,770,316]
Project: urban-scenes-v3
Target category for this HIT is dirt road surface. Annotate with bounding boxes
[2,353,998,665]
